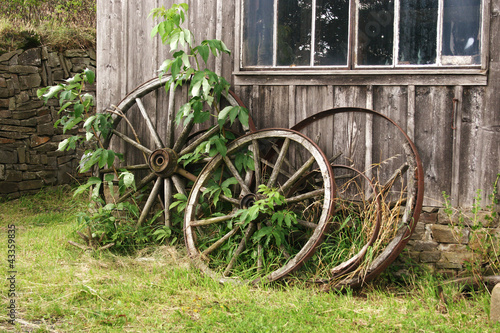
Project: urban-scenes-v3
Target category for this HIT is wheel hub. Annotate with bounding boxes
[240,193,256,209]
[148,148,178,177]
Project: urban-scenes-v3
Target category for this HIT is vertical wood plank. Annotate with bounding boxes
[414,86,454,206]
[365,85,373,185]
[450,86,463,206]
[372,86,409,197]
[407,85,416,142]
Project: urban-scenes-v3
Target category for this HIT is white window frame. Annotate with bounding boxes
[236,0,489,72]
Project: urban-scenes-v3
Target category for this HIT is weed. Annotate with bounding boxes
[442,173,500,283]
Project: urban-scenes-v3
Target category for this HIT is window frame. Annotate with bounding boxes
[235,0,490,74]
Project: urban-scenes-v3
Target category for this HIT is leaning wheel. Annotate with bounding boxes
[184,128,336,284]
[97,76,254,230]
[291,107,424,288]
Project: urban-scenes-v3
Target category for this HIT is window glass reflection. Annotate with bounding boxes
[277,0,312,66]
[314,0,349,66]
[243,0,274,66]
[398,0,438,65]
[442,0,481,64]
[357,0,394,66]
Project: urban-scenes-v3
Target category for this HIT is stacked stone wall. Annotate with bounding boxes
[396,207,499,277]
[0,47,95,199]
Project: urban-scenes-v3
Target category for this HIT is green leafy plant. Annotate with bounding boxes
[149,3,248,135]
[36,3,253,253]
[37,68,156,252]
[442,173,500,281]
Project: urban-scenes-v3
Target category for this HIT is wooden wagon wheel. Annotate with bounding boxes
[97,76,254,229]
[290,107,424,289]
[184,128,336,284]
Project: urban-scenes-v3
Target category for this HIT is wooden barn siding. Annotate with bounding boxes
[97,0,499,208]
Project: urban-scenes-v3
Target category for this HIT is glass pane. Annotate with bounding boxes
[243,0,274,66]
[398,0,438,65]
[357,0,394,66]
[442,0,481,64]
[314,0,349,66]
[277,0,312,66]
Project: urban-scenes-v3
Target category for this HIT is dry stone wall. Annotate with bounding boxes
[0,47,95,199]
[395,207,499,278]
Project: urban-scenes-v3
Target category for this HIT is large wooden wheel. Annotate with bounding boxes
[97,76,253,230]
[184,128,336,284]
[290,108,424,288]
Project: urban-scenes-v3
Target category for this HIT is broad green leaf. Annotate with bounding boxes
[98,149,108,168]
[151,23,160,38]
[42,85,63,99]
[191,79,202,97]
[58,138,69,151]
[218,106,233,127]
[193,110,210,124]
[59,101,73,113]
[120,171,135,189]
[181,52,190,68]
[83,115,96,129]
[196,44,209,64]
[104,173,115,182]
[238,108,249,127]
[74,103,84,117]
[84,68,95,84]
[63,116,82,134]
[107,150,115,168]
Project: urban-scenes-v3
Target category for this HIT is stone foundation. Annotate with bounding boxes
[0,47,95,199]
[395,206,499,277]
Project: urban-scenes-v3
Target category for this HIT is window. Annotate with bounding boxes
[241,0,483,69]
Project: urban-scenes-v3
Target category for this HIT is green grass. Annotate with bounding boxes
[1,187,499,332]
[0,0,96,54]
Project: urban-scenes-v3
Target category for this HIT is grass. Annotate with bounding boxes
[0,187,499,332]
[0,0,96,54]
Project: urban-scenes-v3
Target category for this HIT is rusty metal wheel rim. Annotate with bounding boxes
[291,107,424,288]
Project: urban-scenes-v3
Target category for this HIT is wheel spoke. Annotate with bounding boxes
[191,210,239,227]
[164,179,173,228]
[270,141,296,174]
[296,219,318,229]
[136,177,163,228]
[135,97,164,149]
[267,138,290,188]
[165,83,175,148]
[99,164,149,173]
[224,223,257,276]
[171,175,187,196]
[201,225,240,257]
[117,172,157,203]
[251,139,261,190]
[179,125,220,156]
[286,189,324,204]
[112,129,153,154]
[281,155,316,194]
[379,163,409,196]
[257,223,263,271]
[173,117,195,153]
[223,156,251,195]
[259,158,293,178]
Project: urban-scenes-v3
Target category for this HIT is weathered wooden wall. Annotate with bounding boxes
[97,0,500,208]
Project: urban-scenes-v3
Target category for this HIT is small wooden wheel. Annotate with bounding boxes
[97,76,252,230]
[183,128,336,284]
